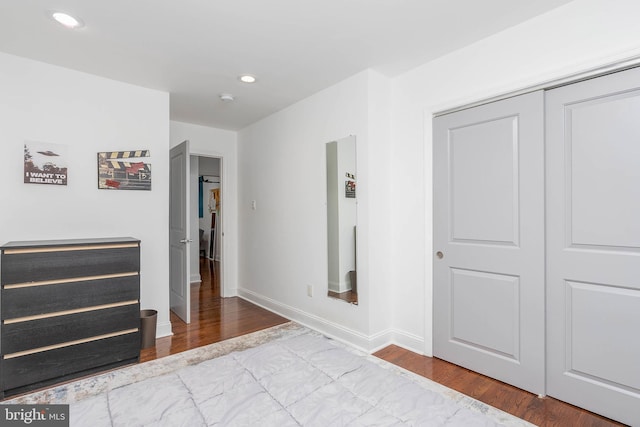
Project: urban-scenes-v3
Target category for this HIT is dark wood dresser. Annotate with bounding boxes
[0,237,141,398]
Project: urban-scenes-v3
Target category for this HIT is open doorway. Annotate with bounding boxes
[194,155,222,299]
[170,148,226,325]
[191,155,223,299]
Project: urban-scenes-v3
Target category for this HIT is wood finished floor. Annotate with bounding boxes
[373,345,625,427]
[328,289,358,304]
[141,259,624,427]
[139,258,289,363]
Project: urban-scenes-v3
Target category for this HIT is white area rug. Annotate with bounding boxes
[5,323,534,426]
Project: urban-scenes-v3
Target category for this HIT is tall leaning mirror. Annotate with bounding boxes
[326,135,358,305]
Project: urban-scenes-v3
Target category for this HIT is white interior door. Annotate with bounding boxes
[546,67,640,425]
[433,91,545,394]
[170,140,191,323]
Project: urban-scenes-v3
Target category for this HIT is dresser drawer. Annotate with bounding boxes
[2,304,139,355]
[2,332,140,393]
[1,275,139,320]
[1,244,139,285]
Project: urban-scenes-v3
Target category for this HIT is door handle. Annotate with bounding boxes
[180,238,193,244]
[436,251,444,259]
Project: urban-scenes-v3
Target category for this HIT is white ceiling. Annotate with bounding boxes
[0,0,573,130]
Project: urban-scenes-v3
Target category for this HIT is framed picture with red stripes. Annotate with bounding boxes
[97,150,151,190]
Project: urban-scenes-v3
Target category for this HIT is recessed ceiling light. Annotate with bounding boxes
[238,74,257,84]
[219,93,235,102]
[49,11,84,29]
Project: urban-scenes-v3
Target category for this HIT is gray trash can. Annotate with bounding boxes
[140,309,158,349]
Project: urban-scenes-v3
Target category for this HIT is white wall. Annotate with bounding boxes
[0,52,172,337]
[391,0,640,355]
[170,121,238,296]
[366,70,394,349]
[237,69,393,351]
[199,157,220,177]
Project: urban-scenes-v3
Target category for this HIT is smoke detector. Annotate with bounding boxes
[219,93,235,102]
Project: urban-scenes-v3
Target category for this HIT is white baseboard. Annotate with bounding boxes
[190,273,201,284]
[327,280,340,292]
[328,280,351,293]
[238,288,372,352]
[237,287,425,355]
[368,328,425,355]
[393,329,427,355]
[156,320,173,338]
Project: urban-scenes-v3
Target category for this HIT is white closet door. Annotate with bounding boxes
[433,91,545,394]
[546,67,640,425]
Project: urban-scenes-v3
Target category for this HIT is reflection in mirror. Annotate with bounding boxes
[326,135,358,305]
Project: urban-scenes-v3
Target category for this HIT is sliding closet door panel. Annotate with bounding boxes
[433,91,544,395]
[546,67,640,426]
